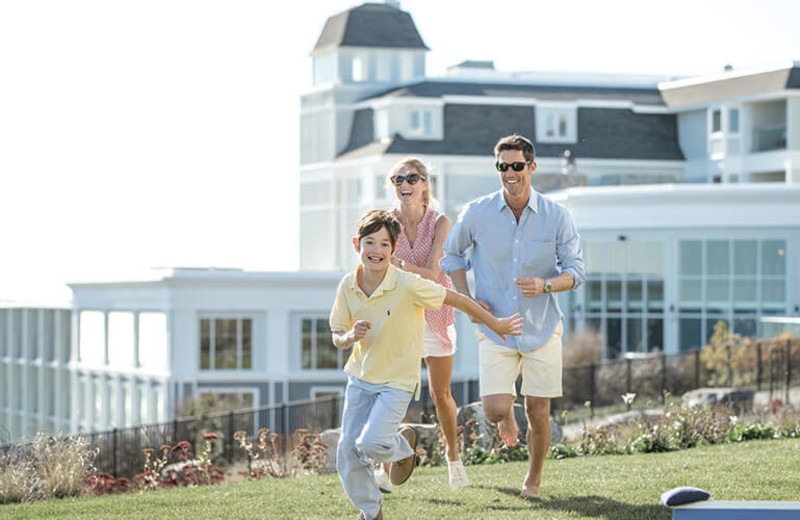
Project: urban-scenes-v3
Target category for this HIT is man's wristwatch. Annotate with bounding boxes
[543,279,552,294]
[399,259,405,269]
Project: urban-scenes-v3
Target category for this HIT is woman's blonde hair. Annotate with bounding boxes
[389,157,439,209]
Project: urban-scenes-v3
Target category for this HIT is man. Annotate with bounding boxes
[440,134,585,498]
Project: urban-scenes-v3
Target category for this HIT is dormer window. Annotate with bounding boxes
[409,109,432,135]
[536,105,577,143]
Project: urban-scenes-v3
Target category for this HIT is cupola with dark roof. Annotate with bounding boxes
[311,2,428,57]
[308,2,428,88]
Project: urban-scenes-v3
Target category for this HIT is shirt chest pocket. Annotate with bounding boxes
[520,240,556,277]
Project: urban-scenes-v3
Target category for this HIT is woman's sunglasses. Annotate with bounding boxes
[390,173,427,186]
[495,161,531,172]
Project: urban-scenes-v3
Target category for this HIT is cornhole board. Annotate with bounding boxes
[673,501,800,519]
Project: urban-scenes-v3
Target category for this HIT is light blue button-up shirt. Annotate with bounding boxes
[440,189,585,351]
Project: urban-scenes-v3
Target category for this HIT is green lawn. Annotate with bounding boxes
[2,439,799,519]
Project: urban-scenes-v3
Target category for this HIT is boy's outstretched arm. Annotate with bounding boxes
[443,289,523,342]
[332,320,371,350]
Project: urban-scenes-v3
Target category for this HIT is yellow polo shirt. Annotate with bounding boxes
[330,264,447,396]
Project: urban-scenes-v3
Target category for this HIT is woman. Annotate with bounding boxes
[375,157,469,491]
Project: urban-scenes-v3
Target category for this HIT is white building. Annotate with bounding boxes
[1,1,799,443]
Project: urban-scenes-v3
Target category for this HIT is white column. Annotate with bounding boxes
[84,375,94,431]
[133,312,140,368]
[69,371,80,433]
[99,376,110,430]
[21,310,30,425]
[103,312,109,366]
[71,309,80,363]
[37,311,46,430]
[112,376,123,428]
[130,379,140,426]
[160,379,170,422]
[145,380,155,423]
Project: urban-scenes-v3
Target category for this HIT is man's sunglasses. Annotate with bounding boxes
[390,173,427,186]
[495,161,532,172]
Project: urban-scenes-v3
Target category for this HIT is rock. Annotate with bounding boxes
[319,428,341,474]
[560,409,662,441]
[682,387,755,414]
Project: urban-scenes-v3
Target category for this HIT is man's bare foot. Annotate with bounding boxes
[521,474,540,498]
[520,484,540,498]
[497,415,519,447]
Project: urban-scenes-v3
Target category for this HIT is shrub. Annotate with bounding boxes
[0,433,96,504]
[725,423,776,442]
[234,428,328,479]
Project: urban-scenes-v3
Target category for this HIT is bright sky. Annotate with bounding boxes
[1,0,799,302]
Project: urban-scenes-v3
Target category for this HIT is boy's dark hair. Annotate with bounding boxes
[356,209,401,249]
[494,134,536,163]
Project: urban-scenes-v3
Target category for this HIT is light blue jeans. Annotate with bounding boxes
[337,376,414,520]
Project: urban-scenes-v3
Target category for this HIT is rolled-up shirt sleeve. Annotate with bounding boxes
[439,206,473,274]
[556,210,586,290]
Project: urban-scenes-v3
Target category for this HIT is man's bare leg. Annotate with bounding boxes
[482,394,518,447]
[521,396,550,498]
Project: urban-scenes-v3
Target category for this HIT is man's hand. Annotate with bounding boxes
[515,277,546,298]
[470,301,492,323]
[490,314,524,342]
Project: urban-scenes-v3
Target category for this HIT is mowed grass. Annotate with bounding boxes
[2,439,799,519]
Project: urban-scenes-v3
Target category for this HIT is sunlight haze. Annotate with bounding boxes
[1,0,799,301]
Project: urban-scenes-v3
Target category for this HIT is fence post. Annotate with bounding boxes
[756,341,763,391]
[281,403,287,436]
[660,353,667,403]
[589,363,596,419]
[769,344,775,405]
[694,350,700,389]
[173,418,178,444]
[625,358,632,411]
[786,340,792,406]
[112,428,118,477]
[726,344,733,386]
[227,411,234,463]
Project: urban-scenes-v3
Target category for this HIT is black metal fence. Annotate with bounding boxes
[80,395,348,479]
[555,337,799,416]
[3,338,797,479]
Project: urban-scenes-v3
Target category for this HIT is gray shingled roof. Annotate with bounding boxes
[661,64,800,108]
[339,104,683,161]
[312,3,428,55]
[362,80,667,106]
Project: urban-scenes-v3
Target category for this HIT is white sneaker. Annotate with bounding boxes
[375,467,393,494]
[448,459,469,489]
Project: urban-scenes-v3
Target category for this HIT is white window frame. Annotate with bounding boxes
[198,315,255,371]
[299,315,344,371]
[197,387,259,410]
[310,385,344,400]
[198,387,260,432]
[408,108,433,136]
[536,104,577,143]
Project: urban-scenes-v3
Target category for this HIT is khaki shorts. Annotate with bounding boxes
[477,320,563,398]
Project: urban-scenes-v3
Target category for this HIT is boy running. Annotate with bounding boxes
[331,209,523,520]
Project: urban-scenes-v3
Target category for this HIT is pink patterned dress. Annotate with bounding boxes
[393,207,456,352]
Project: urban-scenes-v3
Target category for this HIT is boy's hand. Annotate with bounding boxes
[490,314,523,342]
[350,320,371,342]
